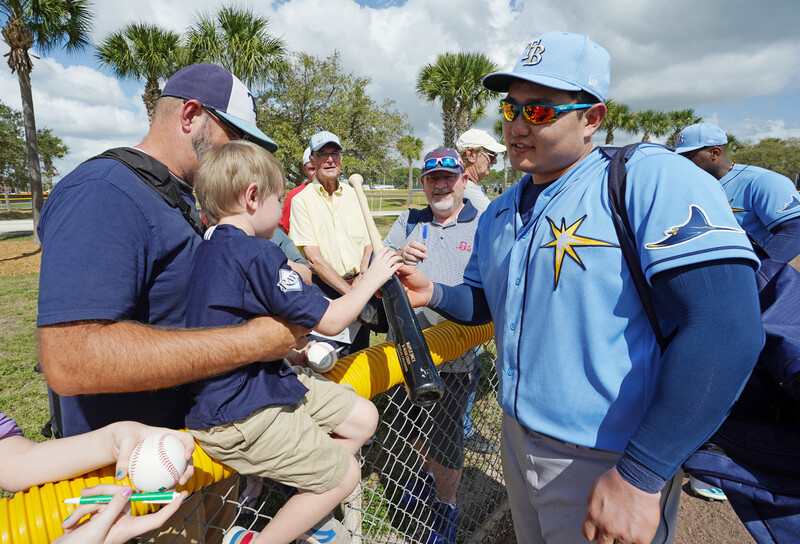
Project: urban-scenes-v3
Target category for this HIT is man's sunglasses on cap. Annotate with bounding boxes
[422,156,463,172]
[500,99,594,125]
[204,107,252,142]
[183,99,252,142]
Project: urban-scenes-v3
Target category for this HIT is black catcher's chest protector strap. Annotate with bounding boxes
[91,147,207,237]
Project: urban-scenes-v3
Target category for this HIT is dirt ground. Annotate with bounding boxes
[0,239,755,542]
[0,239,41,276]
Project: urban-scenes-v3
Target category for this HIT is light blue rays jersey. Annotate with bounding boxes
[719,164,800,247]
[463,145,758,452]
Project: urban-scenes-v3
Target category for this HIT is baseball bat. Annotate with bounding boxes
[349,173,444,406]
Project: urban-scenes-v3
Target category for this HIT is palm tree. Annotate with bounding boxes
[417,52,499,148]
[96,23,184,123]
[186,4,287,90]
[397,135,423,206]
[726,133,742,154]
[635,109,671,143]
[1,0,92,243]
[666,108,702,147]
[37,127,68,190]
[600,99,636,145]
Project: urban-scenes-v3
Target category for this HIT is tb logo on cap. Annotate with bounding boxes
[522,39,545,66]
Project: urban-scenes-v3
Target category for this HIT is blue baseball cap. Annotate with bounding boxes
[674,123,728,154]
[161,63,278,152]
[421,148,464,176]
[483,31,610,103]
[309,131,342,153]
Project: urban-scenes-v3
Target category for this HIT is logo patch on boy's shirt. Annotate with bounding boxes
[277,269,302,292]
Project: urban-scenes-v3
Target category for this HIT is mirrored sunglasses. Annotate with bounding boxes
[422,156,463,172]
[500,99,594,125]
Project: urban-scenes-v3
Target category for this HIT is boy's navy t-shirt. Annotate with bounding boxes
[185,224,330,430]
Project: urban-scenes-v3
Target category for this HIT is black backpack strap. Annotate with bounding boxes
[92,148,206,237]
[602,143,671,354]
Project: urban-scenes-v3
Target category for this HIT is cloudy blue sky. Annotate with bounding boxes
[2,0,799,179]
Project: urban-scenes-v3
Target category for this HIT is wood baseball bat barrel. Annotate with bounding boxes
[349,174,443,406]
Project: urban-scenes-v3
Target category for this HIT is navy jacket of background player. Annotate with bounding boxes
[396,32,763,544]
[676,121,800,266]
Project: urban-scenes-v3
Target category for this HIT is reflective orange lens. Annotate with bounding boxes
[501,102,517,122]
[523,105,557,124]
[501,102,557,124]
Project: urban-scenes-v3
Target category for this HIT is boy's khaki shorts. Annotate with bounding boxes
[190,366,358,494]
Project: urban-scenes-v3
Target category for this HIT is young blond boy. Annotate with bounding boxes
[186,140,400,544]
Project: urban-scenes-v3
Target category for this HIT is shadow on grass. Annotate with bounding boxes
[0,232,35,243]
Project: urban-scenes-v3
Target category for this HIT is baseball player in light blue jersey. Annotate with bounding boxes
[396,31,765,544]
[676,122,800,265]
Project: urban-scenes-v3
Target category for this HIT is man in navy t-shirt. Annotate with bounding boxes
[36,63,305,436]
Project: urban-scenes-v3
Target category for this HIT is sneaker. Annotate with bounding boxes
[690,475,728,501]
[298,516,350,544]
[427,500,458,544]
[400,470,435,511]
[464,432,500,454]
[222,526,259,544]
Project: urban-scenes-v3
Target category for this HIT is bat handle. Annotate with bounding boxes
[349,174,384,254]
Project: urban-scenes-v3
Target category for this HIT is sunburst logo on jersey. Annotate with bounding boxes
[540,215,618,290]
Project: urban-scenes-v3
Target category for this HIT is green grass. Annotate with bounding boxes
[0,273,47,441]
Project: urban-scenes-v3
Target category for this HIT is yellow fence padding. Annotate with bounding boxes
[0,321,494,542]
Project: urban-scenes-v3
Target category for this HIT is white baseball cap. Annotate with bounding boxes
[456,129,506,154]
[302,147,311,165]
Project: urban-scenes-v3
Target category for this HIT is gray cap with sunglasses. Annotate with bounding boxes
[161,63,278,152]
[482,31,610,103]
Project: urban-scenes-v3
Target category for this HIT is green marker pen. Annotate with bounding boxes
[63,491,180,505]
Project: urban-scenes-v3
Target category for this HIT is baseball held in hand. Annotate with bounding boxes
[128,434,187,492]
[307,342,338,373]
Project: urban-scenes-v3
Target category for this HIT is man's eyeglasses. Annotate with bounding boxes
[422,156,463,173]
[481,149,498,162]
[313,150,342,162]
[500,99,594,125]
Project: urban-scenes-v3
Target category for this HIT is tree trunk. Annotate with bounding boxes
[441,103,457,149]
[17,66,43,244]
[455,103,471,142]
[605,129,614,145]
[4,186,10,211]
[503,154,508,186]
[143,78,161,124]
[405,157,414,207]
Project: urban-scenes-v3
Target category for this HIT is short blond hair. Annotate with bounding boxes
[195,140,285,226]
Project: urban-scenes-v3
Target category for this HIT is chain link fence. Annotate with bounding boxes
[137,338,513,544]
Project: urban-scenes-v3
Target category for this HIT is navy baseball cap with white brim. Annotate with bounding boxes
[161,63,278,152]
[483,31,611,103]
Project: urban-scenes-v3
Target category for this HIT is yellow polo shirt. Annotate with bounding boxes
[288,179,370,277]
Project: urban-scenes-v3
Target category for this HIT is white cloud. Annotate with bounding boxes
[2,0,799,179]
